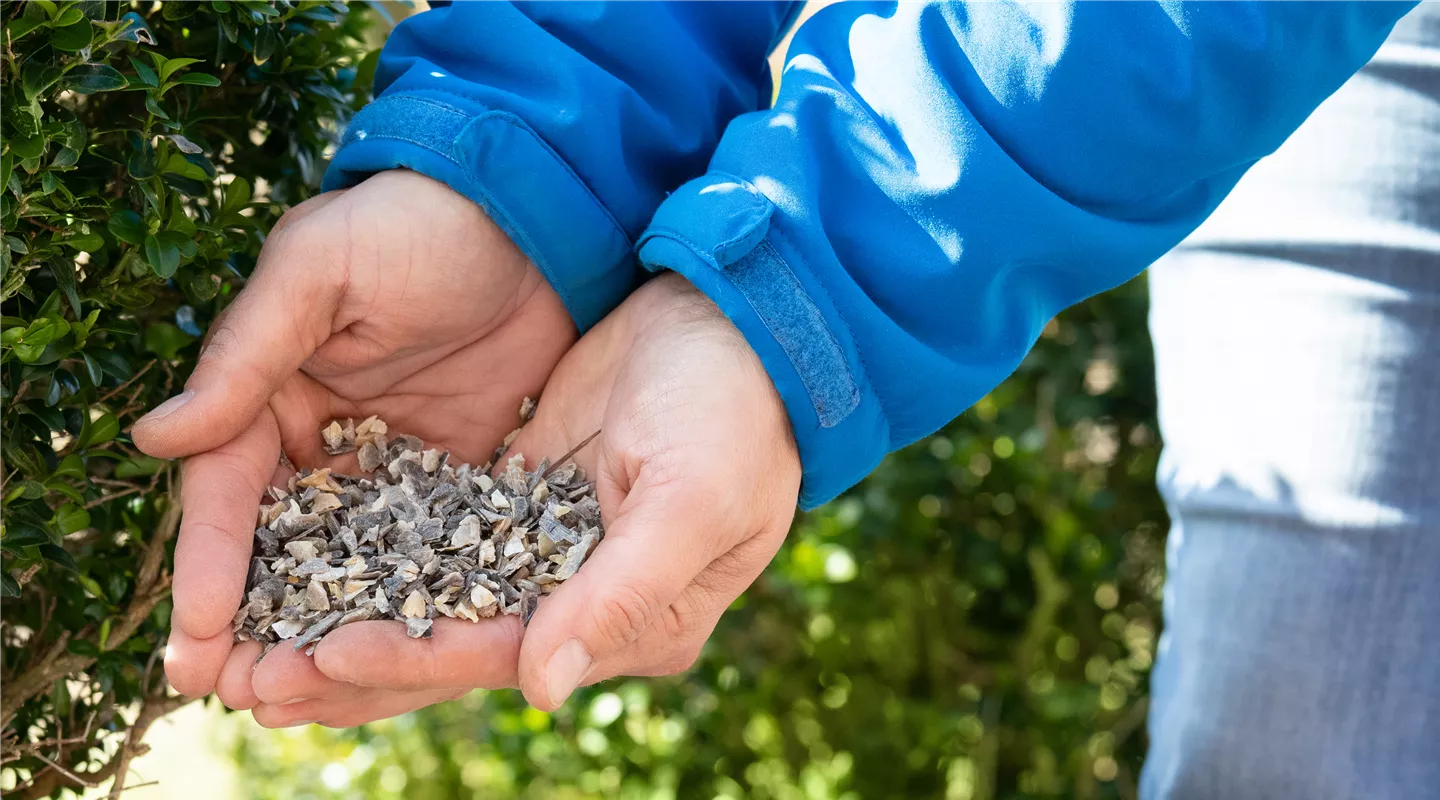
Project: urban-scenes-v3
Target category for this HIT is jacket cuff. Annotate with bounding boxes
[323,91,637,332]
[636,175,890,508]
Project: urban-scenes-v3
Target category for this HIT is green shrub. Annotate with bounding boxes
[230,276,1166,800]
[1,3,375,796]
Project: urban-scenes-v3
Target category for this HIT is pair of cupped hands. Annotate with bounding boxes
[131,171,801,727]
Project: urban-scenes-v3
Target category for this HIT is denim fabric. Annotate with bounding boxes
[1143,5,1440,797]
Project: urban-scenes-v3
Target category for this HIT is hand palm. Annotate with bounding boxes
[133,171,575,697]
[222,275,801,728]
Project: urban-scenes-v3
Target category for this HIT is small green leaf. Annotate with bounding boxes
[157,230,196,260]
[6,15,46,41]
[47,256,82,317]
[68,64,128,94]
[74,574,106,602]
[53,453,86,480]
[79,411,120,447]
[22,63,64,103]
[106,573,129,603]
[143,322,193,359]
[128,55,159,87]
[66,637,100,657]
[45,375,64,405]
[143,234,179,277]
[161,151,208,181]
[175,73,221,87]
[159,56,202,82]
[8,135,46,160]
[0,574,19,599]
[253,25,279,64]
[61,231,104,252]
[187,271,222,301]
[114,454,165,478]
[18,480,49,500]
[2,521,52,549]
[126,146,156,179]
[167,202,197,234]
[107,210,147,245]
[52,5,85,26]
[39,544,78,573]
[49,19,93,51]
[145,95,170,120]
[88,349,132,380]
[162,174,206,197]
[81,352,104,385]
[51,146,80,168]
[220,176,251,214]
[54,503,92,535]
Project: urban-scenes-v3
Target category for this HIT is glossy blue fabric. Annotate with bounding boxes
[325,1,1414,507]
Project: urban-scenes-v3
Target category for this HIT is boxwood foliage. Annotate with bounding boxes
[1,2,375,796]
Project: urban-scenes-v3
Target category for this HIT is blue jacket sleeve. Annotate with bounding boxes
[322,1,801,331]
[635,1,1417,508]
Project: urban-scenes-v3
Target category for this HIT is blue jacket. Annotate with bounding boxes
[324,1,1415,508]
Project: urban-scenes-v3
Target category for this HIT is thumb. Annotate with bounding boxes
[132,204,345,459]
[517,476,725,711]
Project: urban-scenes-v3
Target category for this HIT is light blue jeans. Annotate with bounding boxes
[1141,6,1440,799]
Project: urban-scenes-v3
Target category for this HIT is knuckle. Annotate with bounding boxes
[195,322,240,370]
[659,602,690,641]
[411,640,441,691]
[644,644,703,677]
[589,582,661,651]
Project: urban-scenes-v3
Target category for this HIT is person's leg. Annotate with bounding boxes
[1142,7,1440,799]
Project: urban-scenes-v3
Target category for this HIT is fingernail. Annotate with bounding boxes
[284,718,319,728]
[137,391,194,425]
[545,639,592,707]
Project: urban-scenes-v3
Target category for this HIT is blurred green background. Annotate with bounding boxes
[218,274,1166,800]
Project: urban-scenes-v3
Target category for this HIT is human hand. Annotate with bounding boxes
[235,272,801,727]
[131,170,576,700]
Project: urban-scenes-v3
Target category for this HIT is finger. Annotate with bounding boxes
[517,478,725,711]
[171,411,280,641]
[500,325,620,477]
[251,687,466,729]
[216,640,264,710]
[164,626,234,698]
[251,642,363,705]
[312,617,524,692]
[132,207,347,459]
[591,531,781,682]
